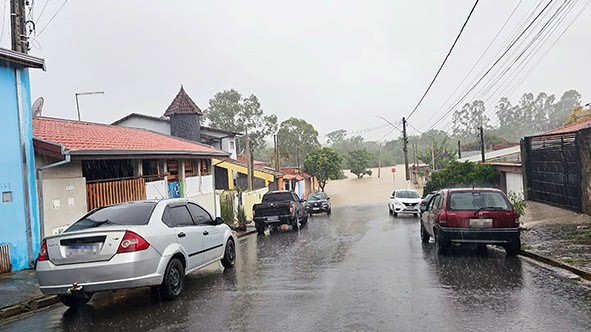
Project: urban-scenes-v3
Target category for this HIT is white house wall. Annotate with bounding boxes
[146,179,167,199]
[221,137,237,159]
[506,173,524,196]
[117,117,170,135]
[35,157,87,237]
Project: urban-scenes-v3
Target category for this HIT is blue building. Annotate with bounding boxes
[0,48,45,272]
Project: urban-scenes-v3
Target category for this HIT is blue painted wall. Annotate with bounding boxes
[0,65,40,271]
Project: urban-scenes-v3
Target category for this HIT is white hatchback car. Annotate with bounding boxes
[388,189,422,217]
[36,199,235,307]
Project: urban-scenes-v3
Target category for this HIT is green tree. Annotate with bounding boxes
[417,136,457,170]
[452,100,490,137]
[277,118,321,167]
[346,149,374,178]
[204,89,278,151]
[424,161,499,193]
[303,147,342,192]
[551,89,581,127]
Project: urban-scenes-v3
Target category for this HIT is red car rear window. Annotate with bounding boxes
[448,191,511,211]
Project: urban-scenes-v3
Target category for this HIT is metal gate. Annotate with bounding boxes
[524,132,581,211]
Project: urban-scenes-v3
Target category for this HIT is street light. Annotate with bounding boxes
[75,91,104,121]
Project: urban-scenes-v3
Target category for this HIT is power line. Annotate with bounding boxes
[421,0,524,131]
[406,0,480,120]
[423,0,555,132]
[36,0,50,22]
[406,121,422,135]
[36,0,69,37]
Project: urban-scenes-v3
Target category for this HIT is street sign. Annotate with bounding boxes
[391,167,396,173]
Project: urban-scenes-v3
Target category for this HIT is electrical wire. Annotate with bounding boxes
[421,0,524,131]
[36,0,69,37]
[406,0,480,120]
[36,0,50,22]
[423,0,556,132]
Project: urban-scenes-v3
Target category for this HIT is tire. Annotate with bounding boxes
[413,213,419,218]
[327,209,332,215]
[59,292,93,308]
[476,244,488,254]
[420,223,430,243]
[292,218,299,231]
[221,239,236,269]
[301,215,308,226]
[435,229,448,255]
[158,258,185,301]
[388,205,393,215]
[255,222,265,235]
[505,239,521,257]
[393,212,398,217]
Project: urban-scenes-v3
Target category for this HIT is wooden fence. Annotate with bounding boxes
[86,178,147,211]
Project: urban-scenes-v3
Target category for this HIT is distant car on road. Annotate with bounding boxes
[419,188,520,256]
[305,192,332,215]
[389,189,422,217]
[36,199,235,307]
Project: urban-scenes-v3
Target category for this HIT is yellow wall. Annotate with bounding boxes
[213,158,276,190]
[243,187,268,219]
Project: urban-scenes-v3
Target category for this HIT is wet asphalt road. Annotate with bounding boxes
[4,204,591,331]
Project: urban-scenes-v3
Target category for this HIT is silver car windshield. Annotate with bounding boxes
[65,202,157,232]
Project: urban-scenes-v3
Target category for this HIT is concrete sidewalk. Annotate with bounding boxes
[0,226,257,321]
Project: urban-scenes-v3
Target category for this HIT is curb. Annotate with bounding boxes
[234,230,257,239]
[520,249,591,282]
[0,295,59,321]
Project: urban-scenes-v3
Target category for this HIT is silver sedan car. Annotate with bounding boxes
[36,199,236,307]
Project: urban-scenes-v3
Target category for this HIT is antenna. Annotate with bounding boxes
[32,97,44,117]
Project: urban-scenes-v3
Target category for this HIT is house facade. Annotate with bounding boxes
[33,117,229,237]
[112,87,240,159]
[0,48,45,272]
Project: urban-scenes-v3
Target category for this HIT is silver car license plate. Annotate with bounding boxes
[66,244,99,256]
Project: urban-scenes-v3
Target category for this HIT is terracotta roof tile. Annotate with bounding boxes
[33,117,227,156]
[544,119,591,135]
[163,86,203,116]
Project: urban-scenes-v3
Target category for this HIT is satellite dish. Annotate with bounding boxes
[32,97,44,117]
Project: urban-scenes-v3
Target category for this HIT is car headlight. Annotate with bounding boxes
[393,200,405,207]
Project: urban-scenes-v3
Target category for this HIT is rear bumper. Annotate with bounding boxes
[254,215,294,225]
[437,227,520,244]
[36,247,166,295]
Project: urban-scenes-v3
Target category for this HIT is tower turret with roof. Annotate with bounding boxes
[164,85,203,142]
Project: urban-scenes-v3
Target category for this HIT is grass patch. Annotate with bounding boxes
[562,258,589,264]
[561,231,591,241]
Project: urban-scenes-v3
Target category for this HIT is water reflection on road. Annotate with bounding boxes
[3,204,591,331]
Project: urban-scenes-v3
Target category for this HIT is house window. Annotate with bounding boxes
[230,141,235,150]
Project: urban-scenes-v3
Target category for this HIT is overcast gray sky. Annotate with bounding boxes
[1,1,589,142]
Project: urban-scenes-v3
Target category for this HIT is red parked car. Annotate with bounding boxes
[419,188,521,256]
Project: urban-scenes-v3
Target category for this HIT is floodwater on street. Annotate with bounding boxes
[3,168,591,331]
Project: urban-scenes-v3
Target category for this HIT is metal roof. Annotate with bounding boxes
[0,48,45,70]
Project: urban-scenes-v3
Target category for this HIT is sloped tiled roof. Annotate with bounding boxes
[163,86,203,116]
[33,117,228,157]
[544,118,591,135]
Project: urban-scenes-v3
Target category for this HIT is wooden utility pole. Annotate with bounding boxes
[402,117,409,181]
[245,127,253,191]
[431,139,435,171]
[10,0,28,53]
[377,143,382,178]
[274,134,280,172]
[479,126,485,163]
[457,140,462,159]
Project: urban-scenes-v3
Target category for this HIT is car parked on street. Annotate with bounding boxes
[419,191,436,217]
[305,192,332,215]
[388,189,422,217]
[36,199,235,307]
[253,190,308,234]
[419,188,521,256]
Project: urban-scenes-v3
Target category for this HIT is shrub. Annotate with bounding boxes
[424,161,499,193]
[220,192,235,226]
[508,191,527,217]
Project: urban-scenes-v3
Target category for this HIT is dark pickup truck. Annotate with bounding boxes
[252,190,308,234]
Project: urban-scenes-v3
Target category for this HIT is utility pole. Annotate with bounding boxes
[412,143,417,184]
[402,117,409,181]
[478,126,485,163]
[377,143,382,178]
[245,127,253,191]
[10,0,28,53]
[458,140,462,159]
[274,134,280,172]
[431,139,435,171]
